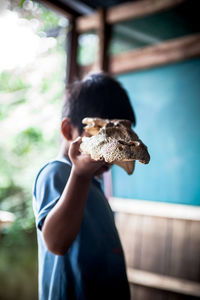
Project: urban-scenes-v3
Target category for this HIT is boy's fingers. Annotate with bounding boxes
[70,137,82,158]
[71,136,82,146]
[72,137,82,148]
[74,136,82,144]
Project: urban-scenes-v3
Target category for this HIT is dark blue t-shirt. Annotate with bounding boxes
[33,157,130,300]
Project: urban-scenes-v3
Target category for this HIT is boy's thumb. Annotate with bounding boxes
[73,136,82,145]
[69,136,82,158]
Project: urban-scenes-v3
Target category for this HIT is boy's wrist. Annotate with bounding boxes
[71,166,93,182]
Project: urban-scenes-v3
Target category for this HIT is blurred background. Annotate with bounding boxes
[0,0,200,299]
[0,1,67,299]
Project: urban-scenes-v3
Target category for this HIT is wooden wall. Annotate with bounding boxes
[110,198,200,299]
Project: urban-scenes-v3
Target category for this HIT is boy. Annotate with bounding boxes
[33,72,136,300]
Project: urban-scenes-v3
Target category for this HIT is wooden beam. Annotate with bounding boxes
[77,0,187,33]
[107,0,186,25]
[78,64,94,79]
[77,12,99,34]
[78,33,200,76]
[127,268,200,297]
[109,197,200,221]
[110,33,200,74]
[66,18,79,84]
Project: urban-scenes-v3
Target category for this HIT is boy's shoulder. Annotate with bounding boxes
[34,157,71,189]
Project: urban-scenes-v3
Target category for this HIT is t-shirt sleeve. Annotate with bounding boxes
[33,161,71,230]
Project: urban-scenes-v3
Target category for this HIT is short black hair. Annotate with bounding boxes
[62,72,136,134]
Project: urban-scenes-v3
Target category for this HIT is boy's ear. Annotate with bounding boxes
[61,118,73,141]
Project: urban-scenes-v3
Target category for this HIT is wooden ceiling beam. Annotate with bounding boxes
[110,33,200,75]
[77,0,187,33]
[78,33,200,76]
[107,0,186,24]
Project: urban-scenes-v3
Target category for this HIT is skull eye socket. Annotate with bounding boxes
[118,140,127,145]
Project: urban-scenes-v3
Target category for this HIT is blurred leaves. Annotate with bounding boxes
[40,7,61,32]
[0,1,66,246]
[14,127,43,155]
[0,2,67,299]
[0,71,30,92]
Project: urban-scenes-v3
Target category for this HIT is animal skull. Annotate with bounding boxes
[80,118,150,175]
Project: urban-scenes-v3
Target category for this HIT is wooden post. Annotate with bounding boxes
[66,17,79,84]
[96,8,111,72]
[96,8,113,196]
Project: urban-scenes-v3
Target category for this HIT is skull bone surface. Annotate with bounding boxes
[80,118,150,174]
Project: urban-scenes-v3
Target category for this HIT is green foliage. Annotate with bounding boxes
[0,4,67,298]
[40,77,50,93]
[40,7,61,32]
[0,185,22,203]
[14,127,43,155]
[19,0,26,8]
[0,4,70,300]
[0,71,29,92]
[0,7,65,231]
[0,98,27,121]
[0,230,38,300]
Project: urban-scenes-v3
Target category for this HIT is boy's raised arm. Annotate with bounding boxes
[42,137,106,255]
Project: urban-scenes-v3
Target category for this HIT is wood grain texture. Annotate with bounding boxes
[107,0,186,25]
[76,0,187,33]
[110,198,200,221]
[110,33,200,74]
[139,216,169,274]
[169,220,200,281]
[128,269,200,297]
[78,34,200,76]
[187,222,200,281]
[96,8,111,72]
[131,285,168,300]
[112,199,200,299]
[115,213,144,268]
[131,284,199,300]
[66,18,79,84]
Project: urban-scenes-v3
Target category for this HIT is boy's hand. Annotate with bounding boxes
[69,137,109,179]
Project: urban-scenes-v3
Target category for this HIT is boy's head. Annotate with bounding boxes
[62,72,136,135]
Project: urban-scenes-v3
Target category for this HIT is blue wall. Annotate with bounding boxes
[113,58,200,205]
